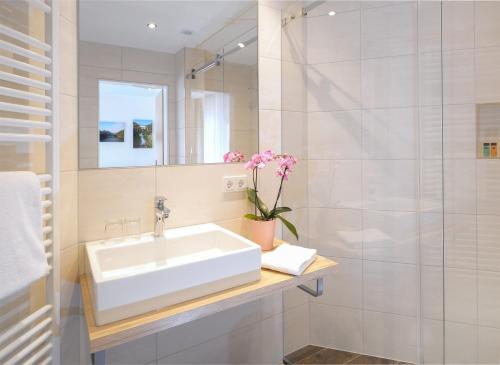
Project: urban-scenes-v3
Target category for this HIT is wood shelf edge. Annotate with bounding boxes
[80,256,337,353]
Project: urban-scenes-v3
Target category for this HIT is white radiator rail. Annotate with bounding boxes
[0,24,51,51]
[0,55,52,78]
[0,70,51,90]
[0,39,51,64]
[0,133,51,142]
[0,118,51,130]
[0,0,59,363]
[0,86,51,103]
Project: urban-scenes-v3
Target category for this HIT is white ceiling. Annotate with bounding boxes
[79,0,257,57]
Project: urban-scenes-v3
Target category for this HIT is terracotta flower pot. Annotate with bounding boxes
[250,219,276,251]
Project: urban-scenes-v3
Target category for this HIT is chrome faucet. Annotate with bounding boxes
[154,196,170,237]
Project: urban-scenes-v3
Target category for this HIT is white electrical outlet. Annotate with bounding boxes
[222,175,248,192]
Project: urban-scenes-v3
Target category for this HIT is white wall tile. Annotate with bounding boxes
[363,310,417,363]
[361,2,417,59]
[312,257,363,308]
[362,107,417,160]
[476,47,500,104]
[258,5,282,60]
[475,1,500,48]
[259,110,281,152]
[420,212,444,267]
[478,270,500,328]
[106,334,157,365]
[307,61,361,111]
[419,106,443,159]
[307,10,360,64]
[363,261,417,316]
[363,160,417,211]
[445,321,477,364]
[444,214,477,270]
[60,16,77,96]
[308,111,362,159]
[422,265,444,321]
[282,14,305,64]
[308,208,363,258]
[443,104,476,159]
[259,57,281,110]
[477,159,500,215]
[478,215,500,272]
[282,61,306,112]
[420,159,443,214]
[418,52,442,107]
[361,55,416,109]
[284,303,310,354]
[422,319,444,364]
[478,325,500,364]
[260,314,284,364]
[442,1,474,51]
[282,112,307,159]
[443,49,475,105]
[308,160,362,209]
[363,210,417,264]
[444,159,476,214]
[157,300,261,359]
[310,303,363,354]
[445,268,477,324]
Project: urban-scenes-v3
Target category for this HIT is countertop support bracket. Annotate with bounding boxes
[297,277,324,297]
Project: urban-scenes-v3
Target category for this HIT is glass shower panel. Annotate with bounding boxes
[281,1,445,364]
[442,1,500,364]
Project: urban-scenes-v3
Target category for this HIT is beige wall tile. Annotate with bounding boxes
[258,4,282,60]
[122,46,175,75]
[60,94,78,171]
[79,41,122,69]
[258,57,281,110]
[60,171,78,250]
[155,164,250,230]
[60,0,77,23]
[78,167,155,242]
[60,16,77,96]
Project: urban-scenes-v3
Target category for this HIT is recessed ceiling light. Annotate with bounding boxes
[237,42,245,48]
[181,29,193,36]
[328,11,336,16]
[147,22,157,29]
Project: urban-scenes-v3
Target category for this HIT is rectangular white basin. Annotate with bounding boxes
[86,223,261,325]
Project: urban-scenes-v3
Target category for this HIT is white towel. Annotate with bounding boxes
[261,243,317,276]
[0,172,49,300]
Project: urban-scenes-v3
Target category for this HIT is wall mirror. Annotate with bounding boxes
[78,0,258,169]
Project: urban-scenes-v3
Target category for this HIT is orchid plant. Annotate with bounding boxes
[223,150,299,240]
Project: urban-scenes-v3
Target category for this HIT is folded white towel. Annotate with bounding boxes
[0,172,49,300]
[262,243,317,276]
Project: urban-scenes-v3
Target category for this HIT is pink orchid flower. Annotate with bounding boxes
[223,151,245,163]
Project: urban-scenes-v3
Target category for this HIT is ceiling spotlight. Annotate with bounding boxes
[328,10,336,16]
[147,22,157,29]
[237,42,245,48]
[181,29,193,36]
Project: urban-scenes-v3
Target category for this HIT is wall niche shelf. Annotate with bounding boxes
[477,103,500,159]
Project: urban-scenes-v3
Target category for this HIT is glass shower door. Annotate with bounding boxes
[281,1,446,364]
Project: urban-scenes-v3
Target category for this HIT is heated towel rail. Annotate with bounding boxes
[0,0,59,364]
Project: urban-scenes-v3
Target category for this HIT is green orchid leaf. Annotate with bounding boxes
[269,206,292,217]
[247,188,270,218]
[244,213,261,221]
[277,215,299,240]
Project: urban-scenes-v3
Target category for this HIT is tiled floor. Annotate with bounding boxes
[285,345,413,365]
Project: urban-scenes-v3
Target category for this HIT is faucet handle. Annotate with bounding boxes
[155,195,167,209]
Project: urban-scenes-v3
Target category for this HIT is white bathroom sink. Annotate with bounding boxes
[86,223,262,325]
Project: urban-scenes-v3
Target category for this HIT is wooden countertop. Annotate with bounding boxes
[81,255,337,353]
